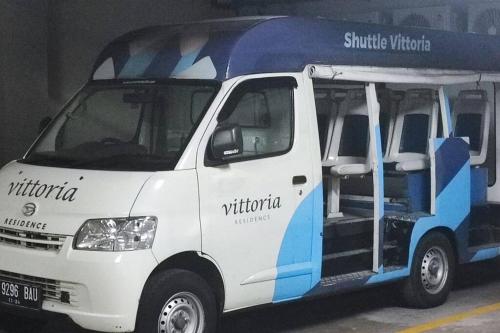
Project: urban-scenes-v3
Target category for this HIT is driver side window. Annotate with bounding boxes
[217,77,296,160]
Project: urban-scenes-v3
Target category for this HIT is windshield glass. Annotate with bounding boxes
[22,81,219,171]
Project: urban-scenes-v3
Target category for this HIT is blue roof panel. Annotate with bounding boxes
[91,17,500,81]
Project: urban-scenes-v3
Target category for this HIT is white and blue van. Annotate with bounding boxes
[1,16,500,333]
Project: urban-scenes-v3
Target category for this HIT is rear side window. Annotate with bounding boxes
[216,77,296,160]
[400,114,430,154]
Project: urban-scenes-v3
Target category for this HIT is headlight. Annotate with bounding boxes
[74,216,157,251]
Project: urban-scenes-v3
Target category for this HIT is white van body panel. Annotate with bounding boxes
[4,15,500,333]
[0,162,152,235]
[0,162,160,331]
[0,241,157,332]
[196,72,321,310]
[130,169,202,262]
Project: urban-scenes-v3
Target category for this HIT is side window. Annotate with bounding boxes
[216,77,295,160]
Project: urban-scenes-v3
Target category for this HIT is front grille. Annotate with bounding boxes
[0,227,66,252]
[0,270,66,303]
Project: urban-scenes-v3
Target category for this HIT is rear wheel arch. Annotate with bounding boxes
[417,227,458,263]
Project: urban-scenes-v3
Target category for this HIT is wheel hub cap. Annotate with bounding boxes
[172,311,188,330]
[421,246,449,295]
[158,292,205,333]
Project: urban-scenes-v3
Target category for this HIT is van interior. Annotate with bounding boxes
[313,79,497,278]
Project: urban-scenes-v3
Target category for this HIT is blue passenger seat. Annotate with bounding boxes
[323,89,371,218]
[341,89,437,214]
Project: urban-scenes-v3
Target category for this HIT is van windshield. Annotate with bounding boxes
[22,81,219,171]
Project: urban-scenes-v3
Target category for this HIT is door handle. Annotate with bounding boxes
[292,175,307,185]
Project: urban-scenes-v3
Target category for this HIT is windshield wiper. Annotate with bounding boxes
[21,154,77,166]
[68,153,171,169]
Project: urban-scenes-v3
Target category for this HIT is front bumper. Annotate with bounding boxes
[0,237,158,332]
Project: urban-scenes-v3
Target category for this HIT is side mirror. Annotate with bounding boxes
[39,116,52,134]
[210,124,243,162]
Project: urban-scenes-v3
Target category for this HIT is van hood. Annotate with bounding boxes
[0,162,153,236]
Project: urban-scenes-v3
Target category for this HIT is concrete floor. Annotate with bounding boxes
[2,260,500,333]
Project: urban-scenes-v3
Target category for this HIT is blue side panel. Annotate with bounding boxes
[311,183,324,287]
[435,139,470,196]
[433,138,444,152]
[409,138,470,265]
[230,17,500,76]
[92,17,500,81]
[306,138,479,294]
[368,138,470,285]
[469,248,500,262]
[273,184,323,302]
[119,53,159,78]
[407,172,430,212]
[171,50,203,76]
[471,167,488,206]
[229,17,500,78]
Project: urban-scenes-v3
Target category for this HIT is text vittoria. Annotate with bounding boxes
[222,194,282,216]
[8,178,79,202]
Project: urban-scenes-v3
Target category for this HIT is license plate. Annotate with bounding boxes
[0,279,42,310]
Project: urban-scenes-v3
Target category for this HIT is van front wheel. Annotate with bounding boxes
[136,269,217,333]
[401,232,455,308]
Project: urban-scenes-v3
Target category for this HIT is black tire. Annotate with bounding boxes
[401,232,456,308]
[135,269,217,333]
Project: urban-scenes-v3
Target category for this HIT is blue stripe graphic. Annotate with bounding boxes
[273,184,323,302]
[435,138,469,196]
[171,49,203,76]
[369,138,470,285]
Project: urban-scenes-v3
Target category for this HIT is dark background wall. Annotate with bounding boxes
[0,1,49,166]
[46,0,233,113]
[1,0,499,165]
[0,0,233,166]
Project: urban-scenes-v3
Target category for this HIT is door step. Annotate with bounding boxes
[468,242,500,253]
[323,217,373,254]
[323,248,373,260]
[320,270,374,288]
[469,226,500,247]
[306,265,407,297]
[322,244,398,277]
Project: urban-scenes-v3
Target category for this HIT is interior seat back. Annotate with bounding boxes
[386,89,438,172]
[323,89,371,176]
[322,88,371,218]
[453,90,490,166]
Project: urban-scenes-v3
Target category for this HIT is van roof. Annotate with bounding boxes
[91,16,500,82]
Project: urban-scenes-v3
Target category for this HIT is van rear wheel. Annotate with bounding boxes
[136,269,217,333]
[401,232,455,308]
